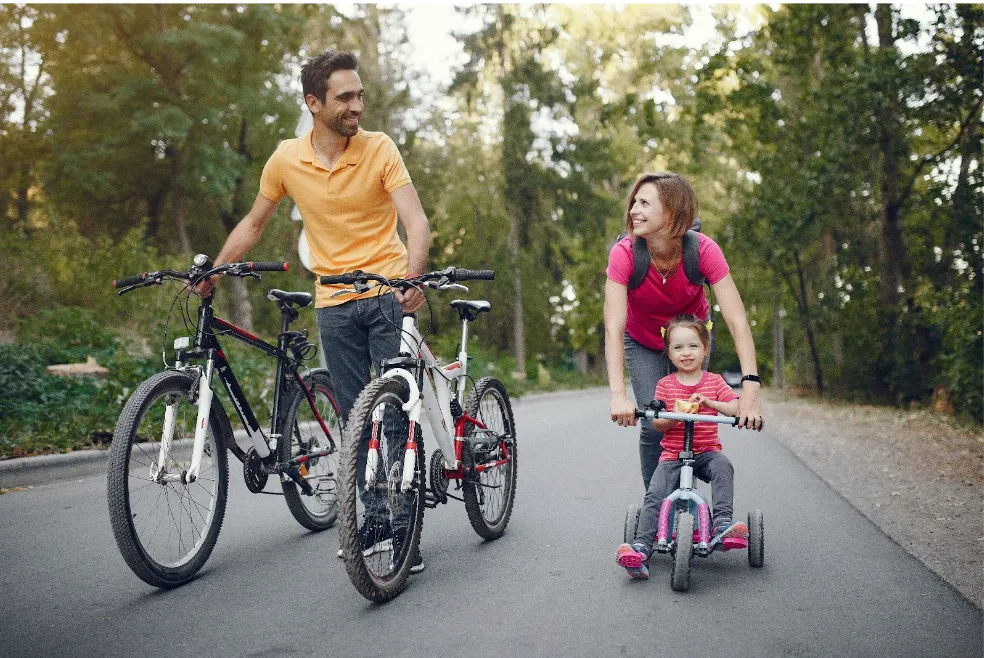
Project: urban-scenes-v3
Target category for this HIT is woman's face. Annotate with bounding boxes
[628,183,667,239]
[666,326,706,374]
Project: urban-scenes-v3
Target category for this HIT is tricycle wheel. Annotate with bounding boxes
[624,505,640,544]
[748,509,764,568]
[671,511,693,592]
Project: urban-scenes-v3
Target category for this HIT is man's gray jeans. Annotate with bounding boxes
[317,294,411,529]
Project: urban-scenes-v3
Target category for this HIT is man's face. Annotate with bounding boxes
[308,69,364,138]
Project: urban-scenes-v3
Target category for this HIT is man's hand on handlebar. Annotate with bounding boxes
[394,283,425,313]
[192,274,219,299]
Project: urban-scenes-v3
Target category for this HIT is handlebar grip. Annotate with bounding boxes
[249,262,289,272]
[454,269,495,281]
[113,274,148,288]
[320,273,358,285]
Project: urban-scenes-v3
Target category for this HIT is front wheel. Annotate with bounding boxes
[748,509,765,568]
[624,505,641,545]
[338,377,424,602]
[671,511,693,592]
[462,377,518,540]
[280,369,342,531]
[107,370,230,588]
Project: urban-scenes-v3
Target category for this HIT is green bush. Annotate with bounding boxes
[0,308,159,457]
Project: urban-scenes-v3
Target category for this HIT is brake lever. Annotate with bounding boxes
[118,278,163,296]
[330,282,373,298]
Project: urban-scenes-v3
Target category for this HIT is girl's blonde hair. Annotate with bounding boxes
[664,314,710,352]
[624,172,698,239]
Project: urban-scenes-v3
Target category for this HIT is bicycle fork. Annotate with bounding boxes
[154,358,216,485]
[365,380,424,492]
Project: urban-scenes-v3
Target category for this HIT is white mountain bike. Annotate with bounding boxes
[320,267,518,602]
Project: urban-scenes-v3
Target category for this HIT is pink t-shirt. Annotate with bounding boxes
[606,233,729,350]
[655,371,738,461]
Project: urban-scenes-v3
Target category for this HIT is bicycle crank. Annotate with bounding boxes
[244,448,269,493]
[428,449,449,505]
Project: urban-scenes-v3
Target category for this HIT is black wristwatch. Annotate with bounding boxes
[740,374,761,385]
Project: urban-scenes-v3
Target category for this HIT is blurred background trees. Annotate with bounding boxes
[1,2,980,450]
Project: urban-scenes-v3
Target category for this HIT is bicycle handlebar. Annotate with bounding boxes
[112,258,289,292]
[319,267,496,289]
[634,400,739,426]
[249,262,290,273]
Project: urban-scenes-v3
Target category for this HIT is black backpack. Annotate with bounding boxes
[626,228,704,289]
[619,219,716,355]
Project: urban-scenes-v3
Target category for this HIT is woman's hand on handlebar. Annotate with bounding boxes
[610,391,637,427]
[736,387,764,431]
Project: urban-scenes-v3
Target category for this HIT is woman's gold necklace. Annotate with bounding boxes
[652,263,673,284]
[649,249,679,284]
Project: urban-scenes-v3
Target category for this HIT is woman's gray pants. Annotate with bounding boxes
[623,332,672,490]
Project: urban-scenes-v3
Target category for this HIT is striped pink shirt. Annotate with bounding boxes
[655,371,738,461]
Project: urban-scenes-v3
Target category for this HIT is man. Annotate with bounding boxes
[198,49,430,572]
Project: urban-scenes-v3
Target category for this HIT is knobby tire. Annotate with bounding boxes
[107,370,230,589]
[462,377,518,540]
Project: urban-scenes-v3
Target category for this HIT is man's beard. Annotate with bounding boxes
[331,114,359,137]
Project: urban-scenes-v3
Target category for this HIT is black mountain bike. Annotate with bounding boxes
[107,254,342,588]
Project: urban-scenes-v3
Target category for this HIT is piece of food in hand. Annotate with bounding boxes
[674,399,700,414]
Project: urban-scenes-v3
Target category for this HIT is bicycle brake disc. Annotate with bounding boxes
[387,462,405,513]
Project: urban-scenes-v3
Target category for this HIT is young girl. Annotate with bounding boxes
[616,314,750,579]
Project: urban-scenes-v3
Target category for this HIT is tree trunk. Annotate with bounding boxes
[791,251,823,394]
[508,210,526,380]
[169,146,190,254]
[873,5,909,308]
[224,277,253,333]
[772,307,785,390]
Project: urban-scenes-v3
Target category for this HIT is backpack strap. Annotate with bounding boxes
[681,229,715,358]
[627,237,651,290]
[627,228,705,289]
[682,230,704,286]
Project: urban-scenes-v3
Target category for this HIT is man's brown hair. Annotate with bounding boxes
[301,49,359,104]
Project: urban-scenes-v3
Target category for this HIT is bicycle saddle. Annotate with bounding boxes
[450,299,491,322]
[451,300,490,312]
[267,289,313,308]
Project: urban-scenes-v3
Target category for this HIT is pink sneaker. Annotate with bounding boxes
[712,519,749,551]
[616,543,650,579]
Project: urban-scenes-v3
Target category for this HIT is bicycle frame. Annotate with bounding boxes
[160,296,327,482]
[368,311,494,490]
[648,411,737,556]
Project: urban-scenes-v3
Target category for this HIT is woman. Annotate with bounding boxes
[604,172,763,490]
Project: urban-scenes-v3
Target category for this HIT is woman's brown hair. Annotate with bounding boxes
[624,172,698,240]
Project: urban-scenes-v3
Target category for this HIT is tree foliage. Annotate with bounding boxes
[1,3,979,433]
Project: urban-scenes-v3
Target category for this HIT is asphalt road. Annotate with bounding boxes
[1,389,980,657]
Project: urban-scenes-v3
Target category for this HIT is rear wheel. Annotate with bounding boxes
[107,370,230,588]
[671,511,693,592]
[748,509,765,568]
[338,377,424,602]
[280,369,341,531]
[624,505,641,544]
[462,377,517,540]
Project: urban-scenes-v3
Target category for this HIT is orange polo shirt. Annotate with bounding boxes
[259,128,412,307]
